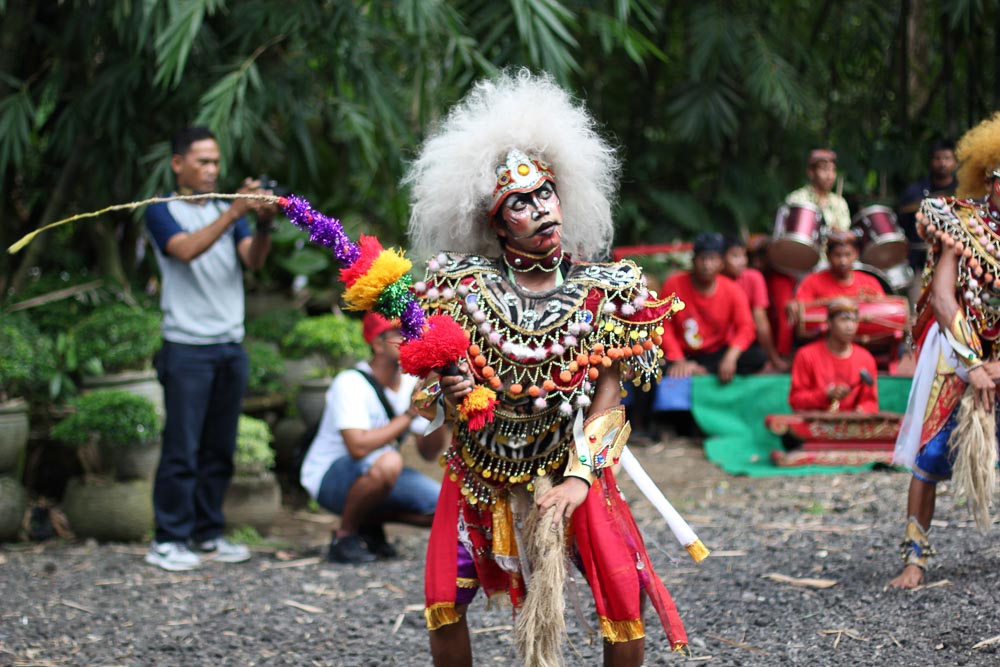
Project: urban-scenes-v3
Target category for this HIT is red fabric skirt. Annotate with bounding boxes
[424,469,688,649]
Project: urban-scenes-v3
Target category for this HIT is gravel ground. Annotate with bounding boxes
[4,438,1000,666]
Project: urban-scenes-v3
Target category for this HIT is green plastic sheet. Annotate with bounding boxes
[690,374,913,477]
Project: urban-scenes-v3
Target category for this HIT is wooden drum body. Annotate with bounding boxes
[799,295,909,346]
[769,203,823,274]
[853,205,908,269]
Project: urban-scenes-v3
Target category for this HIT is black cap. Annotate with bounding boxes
[693,232,725,257]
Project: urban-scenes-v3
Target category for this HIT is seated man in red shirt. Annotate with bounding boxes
[788,230,885,340]
[721,236,789,372]
[662,232,767,383]
[789,298,878,413]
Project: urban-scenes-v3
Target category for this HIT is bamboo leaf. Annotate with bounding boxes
[0,90,35,181]
[153,0,225,89]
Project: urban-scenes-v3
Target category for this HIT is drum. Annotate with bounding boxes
[769,203,823,274]
[800,295,909,345]
[854,263,893,294]
[853,205,908,269]
[882,261,915,293]
[765,411,902,447]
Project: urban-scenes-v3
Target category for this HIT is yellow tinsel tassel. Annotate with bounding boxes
[342,248,412,311]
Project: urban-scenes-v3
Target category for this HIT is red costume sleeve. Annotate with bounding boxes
[725,279,757,352]
[788,343,832,410]
[742,269,769,309]
[793,273,816,303]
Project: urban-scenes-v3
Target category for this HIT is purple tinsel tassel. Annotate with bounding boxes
[280,195,426,339]
[280,195,360,266]
[400,299,426,341]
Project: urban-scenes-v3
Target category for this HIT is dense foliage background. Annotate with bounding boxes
[2,0,996,298]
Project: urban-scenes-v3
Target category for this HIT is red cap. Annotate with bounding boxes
[362,312,400,344]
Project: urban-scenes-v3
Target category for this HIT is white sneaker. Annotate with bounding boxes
[145,541,201,571]
[193,537,251,563]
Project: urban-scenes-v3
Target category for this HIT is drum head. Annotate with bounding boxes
[855,263,894,294]
[860,237,909,269]
[768,239,820,273]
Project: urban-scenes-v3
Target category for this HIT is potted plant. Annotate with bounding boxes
[281,314,368,429]
[246,308,306,390]
[72,303,164,417]
[222,415,281,535]
[242,339,287,417]
[0,316,54,541]
[51,390,160,541]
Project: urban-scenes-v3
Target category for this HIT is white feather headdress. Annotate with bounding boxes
[404,69,620,261]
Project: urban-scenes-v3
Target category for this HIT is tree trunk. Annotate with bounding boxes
[10,140,87,293]
[898,0,910,135]
[942,14,957,140]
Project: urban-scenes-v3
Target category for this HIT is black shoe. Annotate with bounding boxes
[359,523,398,559]
[327,534,377,564]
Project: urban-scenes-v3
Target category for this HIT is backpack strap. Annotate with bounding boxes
[354,369,404,447]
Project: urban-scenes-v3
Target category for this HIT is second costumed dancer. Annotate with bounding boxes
[404,69,691,666]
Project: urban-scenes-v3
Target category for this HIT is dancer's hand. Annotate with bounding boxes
[983,361,1000,383]
[440,362,474,405]
[537,477,589,529]
[968,365,995,411]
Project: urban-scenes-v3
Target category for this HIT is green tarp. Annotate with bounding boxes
[691,375,913,477]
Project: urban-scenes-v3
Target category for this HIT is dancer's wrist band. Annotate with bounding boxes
[944,310,984,368]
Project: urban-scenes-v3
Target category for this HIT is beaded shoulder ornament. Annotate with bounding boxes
[409,252,683,505]
[919,196,1000,340]
[415,252,684,408]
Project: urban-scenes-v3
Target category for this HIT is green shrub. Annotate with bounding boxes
[245,340,286,396]
[0,315,56,402]
[245,308,305,345]
[52,390,160,446]
[235,415,275,476]
[2,271,121,335]
[281,314,368,373]
[73,304,162,375]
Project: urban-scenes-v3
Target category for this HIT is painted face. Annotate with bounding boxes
[496,182,563,252]
[808,160,837,194]
[829,311,858,342]
[723,246,747,278]
[827,243,858,279]
[171,138,220,194]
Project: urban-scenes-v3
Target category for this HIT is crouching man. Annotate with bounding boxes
[300,312,449,563]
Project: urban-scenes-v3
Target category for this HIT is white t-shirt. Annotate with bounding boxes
[299,361,428,499]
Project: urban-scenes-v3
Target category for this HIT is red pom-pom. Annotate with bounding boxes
[339,235,384,287]
[399,314,470,378]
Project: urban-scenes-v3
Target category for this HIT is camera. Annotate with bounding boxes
[257,175,290,196]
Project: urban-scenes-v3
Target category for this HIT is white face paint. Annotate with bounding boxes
[497,182,563,252]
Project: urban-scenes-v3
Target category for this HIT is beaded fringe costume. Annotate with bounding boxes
[419,253,689,649]
[407,69,690,653]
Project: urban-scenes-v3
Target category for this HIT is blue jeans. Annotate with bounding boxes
[316,454,440,519]
[153,341,248,543]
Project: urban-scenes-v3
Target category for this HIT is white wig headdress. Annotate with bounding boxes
[404,69,620,261]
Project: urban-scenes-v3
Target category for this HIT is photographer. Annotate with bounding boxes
[299,313,449,564]
[144,126,278,571]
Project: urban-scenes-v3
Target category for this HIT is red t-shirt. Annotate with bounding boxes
[660,272,756,361]
[789,339,879,412]
[735,268,769,310]
[793,269,885,304]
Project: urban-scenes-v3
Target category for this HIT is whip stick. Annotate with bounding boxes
[619,446,710,562]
